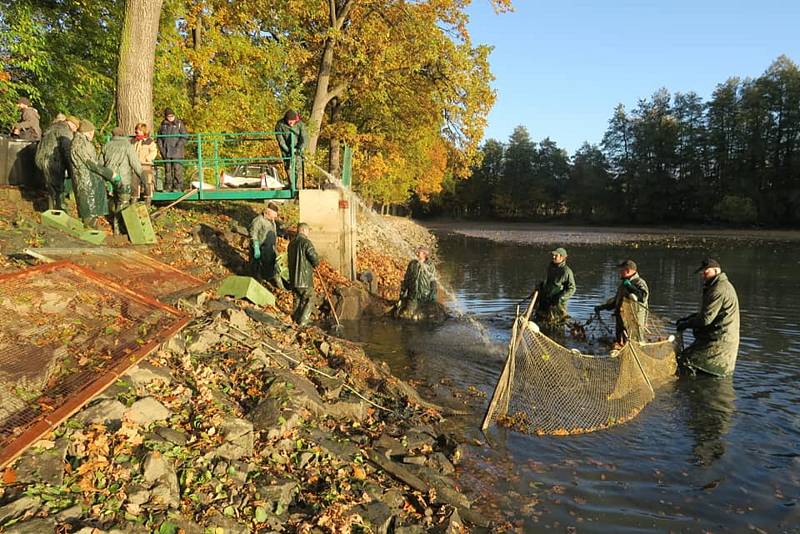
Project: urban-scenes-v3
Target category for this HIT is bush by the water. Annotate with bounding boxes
[714,195,758,225]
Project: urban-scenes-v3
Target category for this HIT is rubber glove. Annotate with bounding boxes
[622,279,633,289]
[252,241,261,260]
[594,305,601,313]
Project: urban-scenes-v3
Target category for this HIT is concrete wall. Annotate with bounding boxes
[298,189,356,280]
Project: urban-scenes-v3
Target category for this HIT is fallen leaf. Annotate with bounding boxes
[2,468,16,484]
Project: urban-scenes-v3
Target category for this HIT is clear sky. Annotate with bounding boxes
[466,0,800,154]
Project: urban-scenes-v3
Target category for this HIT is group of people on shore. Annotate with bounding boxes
[537,247,740,377]
[10,99,188,231]
[10,96,309,233]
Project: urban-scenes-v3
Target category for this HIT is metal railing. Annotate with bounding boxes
[149,130,299,201]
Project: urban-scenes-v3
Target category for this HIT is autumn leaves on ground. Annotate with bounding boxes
[0,196,511,533]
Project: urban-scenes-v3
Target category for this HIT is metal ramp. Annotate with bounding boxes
[25,247,206,301]
[0,262,188,468]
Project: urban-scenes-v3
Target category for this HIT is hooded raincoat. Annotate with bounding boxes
[69,132,109,221]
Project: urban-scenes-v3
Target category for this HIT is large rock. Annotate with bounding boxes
[335,286,372,321]
[248,371,326,431]
[255,479,299,516]
[142,452,180,509]
[186,329,221,353]
[212,417,255,461]
[162,333,187,355]
[349,502,394,534]
[4,517,56,534]
[125,397,172,426]
[76,399,126,426]
[124,362,173,394]
[0,497,40,525]
[13,437,69,485]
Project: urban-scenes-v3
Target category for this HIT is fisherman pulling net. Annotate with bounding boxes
[482,295,678,435]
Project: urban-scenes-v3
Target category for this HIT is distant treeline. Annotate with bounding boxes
[420,56,800,226]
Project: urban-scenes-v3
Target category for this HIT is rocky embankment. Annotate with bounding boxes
[0,198,490,533]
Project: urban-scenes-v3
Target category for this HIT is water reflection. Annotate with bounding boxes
[682,376,736,467]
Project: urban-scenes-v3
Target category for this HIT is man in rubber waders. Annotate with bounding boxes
[396,246,438,320]
[250,201,285,290]
[287,223,320,327]
[676,258,740,377]
[595,259,649,346]
[535,247,576,325]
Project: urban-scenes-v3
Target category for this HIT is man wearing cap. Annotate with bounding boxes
[595,259,649,345]
[69,119,112,229]
[535,247,577,324]
[157,108,188,192]
[275,109,307,185]
[250,201,285,289]
[396,246,438,320]
[676,258,740,377]
[11,97,41,141]
[35,115,79,211]
[102,127,143,234]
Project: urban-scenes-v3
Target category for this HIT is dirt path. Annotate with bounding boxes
[423,220,800,245]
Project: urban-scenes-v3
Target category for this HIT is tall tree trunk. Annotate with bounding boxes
[307,0,353,155]
[116,0,164,133]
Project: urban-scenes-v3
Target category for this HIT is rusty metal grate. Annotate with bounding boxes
[24,247,206,301]
[0,261,188,468]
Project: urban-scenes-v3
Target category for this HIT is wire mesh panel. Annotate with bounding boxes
[25,247,206,301]
[484,300,678,435]
[0,262,188,467]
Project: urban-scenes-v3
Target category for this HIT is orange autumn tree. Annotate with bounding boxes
[150,0,509,205]
[267,0,508,206]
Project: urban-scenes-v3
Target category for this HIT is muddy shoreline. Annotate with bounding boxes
[423,220,800,245]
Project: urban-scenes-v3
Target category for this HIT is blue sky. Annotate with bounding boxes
[467,0,800,154]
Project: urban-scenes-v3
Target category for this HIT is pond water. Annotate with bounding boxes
[344,231,800,532]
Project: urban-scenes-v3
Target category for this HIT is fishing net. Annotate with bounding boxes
[483,299,677,435]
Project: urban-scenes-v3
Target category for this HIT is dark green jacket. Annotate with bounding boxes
[598,273,649,311]
[35,121,73,176]
[400,259,437,303]
[540,261,576,312]
[274,119,307,157]
[102,136,143,188]
[287,233,320,289]
[683,272,740,377]
[69,132,108,219]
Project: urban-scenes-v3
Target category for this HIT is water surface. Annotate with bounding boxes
[345,232,800,532]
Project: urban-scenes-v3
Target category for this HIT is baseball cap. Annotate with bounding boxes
[694,257,721,273]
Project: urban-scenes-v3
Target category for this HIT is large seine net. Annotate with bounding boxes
[483,299,678,435]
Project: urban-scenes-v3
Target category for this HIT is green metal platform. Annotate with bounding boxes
[150,131,299,202]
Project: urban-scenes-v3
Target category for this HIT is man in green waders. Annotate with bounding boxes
[101,127,143,234]
[69,120,114,229]
[595,259,649,346]
[676,258,740,377]
[535,247,576,324]
[287,223,320,327]
[396,246,438,320]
